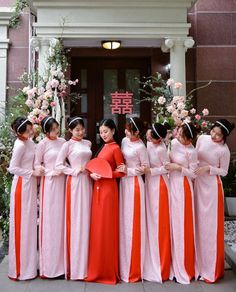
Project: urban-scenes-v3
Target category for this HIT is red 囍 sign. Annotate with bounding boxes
[110,91,133,114]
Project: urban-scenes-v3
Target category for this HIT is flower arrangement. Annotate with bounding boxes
[139,72,212,133]
[20,38,79,141]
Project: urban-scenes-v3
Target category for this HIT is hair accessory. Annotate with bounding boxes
[68,117,83,127]
[216,121,229,134]
[152,123,161,139]
[17,119,29,133]
[43,117,54,133]
[184,121,193,139]
[130,117,139,131]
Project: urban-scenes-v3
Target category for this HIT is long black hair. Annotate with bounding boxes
[95,118,119,157]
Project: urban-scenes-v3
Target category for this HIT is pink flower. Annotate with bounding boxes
[38,114,45,122]
[167,78,175,87]
[174,82,183,89]
[59,90,67,98]
[202,108,209,116]
[195,114,201,120]
[25,99,34,108]
[50,101,56,107]
[59,84,67,91]
[172,110,179,118]
[190,108,196,114]
[51,79,59,88]
[68,80,73,85]
[201,121,207,127]
[167,105,174,113]
[177,102,185,110]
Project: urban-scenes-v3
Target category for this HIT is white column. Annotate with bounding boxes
[38,38,51,77]
[0,7,13,119]
[161,37,195,96]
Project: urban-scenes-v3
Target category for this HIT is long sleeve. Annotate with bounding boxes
[138,144,150,167]
[8,141,33,178]
[127,144,150,177]
[55,143,78,176]
[112,147,125,178]
[34,140,45,169]
[150,147,169,176]
[181,150,198,179]
[209,148,230,177]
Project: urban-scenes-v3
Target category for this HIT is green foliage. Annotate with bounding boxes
[0,92,29,243]
[222,159,236,197]
[9,0,29,28]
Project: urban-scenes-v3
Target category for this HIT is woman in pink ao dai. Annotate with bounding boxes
[143,123,171,283]
[56,117,92,280]
[35,117,66,278]
[8,117,44,280]
[194,119,235,283]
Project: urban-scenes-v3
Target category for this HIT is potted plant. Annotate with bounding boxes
[223,159,236,216]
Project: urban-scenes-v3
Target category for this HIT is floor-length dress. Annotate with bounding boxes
[119,138,149,282]
[86,141,125,284]
[8,138,37,280]
[168,138,198,284]
[194,135,230,282]
[35,137,66,278]
[56,138,92,280]
[143,141,171,283]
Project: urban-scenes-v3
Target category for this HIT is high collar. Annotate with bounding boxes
[130,137,140,142]
[105,139,116,144]
[18,135,28,141]
[71,136,82,142]
[46,135,57,141]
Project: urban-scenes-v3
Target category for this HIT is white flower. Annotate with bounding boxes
[184,116,191,123]
[22,86,30,93]
[51,79,59,88]
[202,108,209,116]
[190,108,196,114]
[177,102,185,110]
[158,96,166,105]
[167,105,175,113]
[167,78,175,87]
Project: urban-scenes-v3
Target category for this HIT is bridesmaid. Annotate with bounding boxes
[143,123,171,283]
[165,122,198,284]
[194,119,235,283]
[8,117,44,280]
[55,117,92,280]
[86,119,126,284]
[119,117,149,283]
[34,116,66,278]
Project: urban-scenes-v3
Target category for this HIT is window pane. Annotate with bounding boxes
[126,69,140,116]
[80,93,87,113]
[103,69,118,122]
[81,69,87,89]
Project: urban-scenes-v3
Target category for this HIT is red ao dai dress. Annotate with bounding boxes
[8,138,38,280]
[168,138,198,284]
[119,137,149,282]
[86,141,125,284]
[56,138,92,280]
[143,141,171,283]
[194,135,230,282]
[35,137,66,278]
